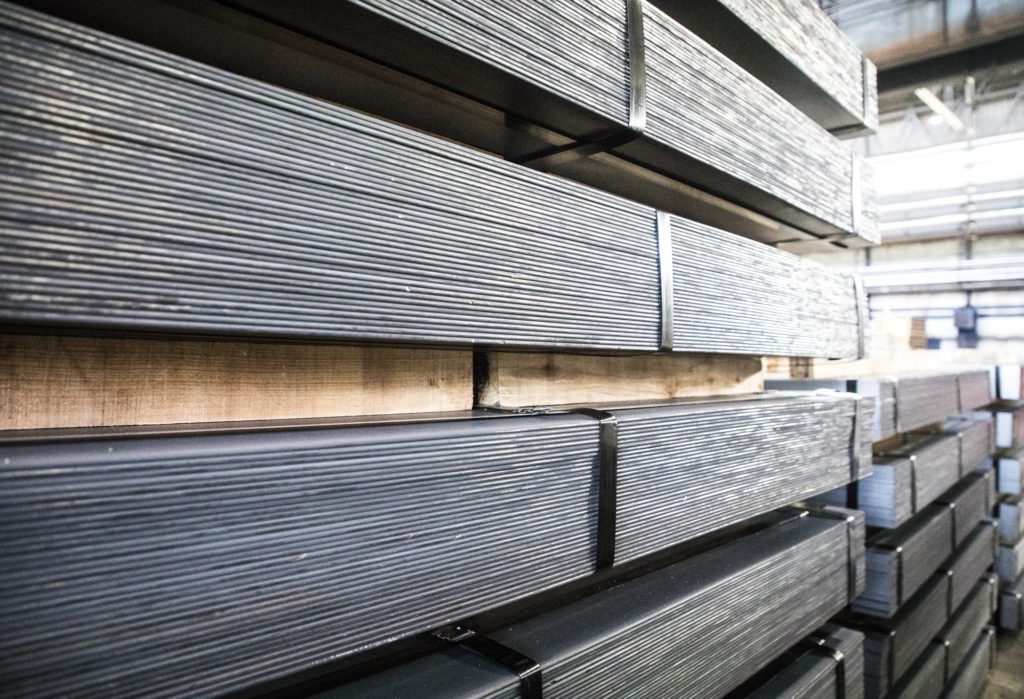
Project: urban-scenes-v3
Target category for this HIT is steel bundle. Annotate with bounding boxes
[765,377,896,441]
[0,392,868,697]
[321,510,864,698]
[942,629,996,699]
[738,625,865,699]
[997,533,1024,584]
[0,1,867,356]
[944,416,994,476]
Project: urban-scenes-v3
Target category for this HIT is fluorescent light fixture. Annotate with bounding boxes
[914,87,966,132]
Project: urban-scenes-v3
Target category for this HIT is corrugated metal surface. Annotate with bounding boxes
[324,511,864,698]
[0,1,867,356]
[743,625,865,699]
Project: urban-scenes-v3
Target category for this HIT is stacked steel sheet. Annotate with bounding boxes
[0,393,868,697]
[816,433,960,529]
[851,521,996,697]
[993,448,1024,496]
[852,470,992,617]
[1000,577,1024,631]
[934,577,998,683]
[0,0,868,357]
[997,534,1024,584]
[998,495,1024,544]
[994,405,1024,449]
[943,629,996,699]
[853,571,950,698]
[647,0,877,135]
[887,642,946,699]
[766,377,896,440]
[892,374,962,433]
[318,510,864,698]
[944,416,994,476]
[854,504,953,617]
[131,0,877,246]
[730,625,865,699]
[957,369,993,413]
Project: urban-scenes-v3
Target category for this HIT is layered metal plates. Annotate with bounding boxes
[942,629,996,699]
[997,533,1024,584]
[0,392,868,697]
[999,574,1024,631]
[738,625,865,699]
[946,522,999,615]
[944,416,994,476]
[934,577,998,684]
[322,511,864,698]
[957,370,993,413]
[992,448,1024,496]
[994,364,1023,401]
[766,377,896,441]
[887,642,945,699]
[892,374,962,434]
[994,405,1024,449]
[997,495,1024,544]
[0,0,867,357]
[647,0,877,135]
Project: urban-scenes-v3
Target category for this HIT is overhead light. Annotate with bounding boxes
[914,87,966,132]
[927,114,944,125]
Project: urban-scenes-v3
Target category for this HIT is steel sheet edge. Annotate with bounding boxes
[0,1,865,356]
[0,392,867,697]
[320,510,864,698]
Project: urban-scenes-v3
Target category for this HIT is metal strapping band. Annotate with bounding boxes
[433,625,542,698]
[800,633,847,699]
[571,408,619,569]
[656,211,674,351]
[511,0,646,170]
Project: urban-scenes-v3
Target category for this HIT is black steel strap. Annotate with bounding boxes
[908,455,918,513]
[948,501,958,550]
[800,632,846,699]
[656,211,674,351]
[433,625,542,698]
[571,408,619,569]
[511,0,646,170]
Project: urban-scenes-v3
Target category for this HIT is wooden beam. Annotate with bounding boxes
[0,335,472,430]
[476,352,763,409]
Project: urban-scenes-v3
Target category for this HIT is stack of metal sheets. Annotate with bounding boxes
[891,374,962,434]
[934,576,998,684]
[647,0,877,135]
[999,576,1024,631]
[816,433,960,529]
[994,405,1024,449]
[993,448,1024,496]
[0,393,868,697]
[854,571,950,698]
[320,510,864,698]
[997,534,1024,584]
[766,377,896,441]
[943,628,996,699]
[854,504,953,617]
[998,495,1024,545]
[120,0,877,245]
[944,416,994,476]
[853,521,996,697]
[853,470,992,618]
[957,370,993,413]
[733,625,865,699]
[994,364,1023,400]
[887,642,946,699]
[0,0,867,357]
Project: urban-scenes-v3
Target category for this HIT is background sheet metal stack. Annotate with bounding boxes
[648,0,877,135]
[0,393,868,697]
[319,510,864,698]
[0,0,867,357]
[945,416,994,477]
[935,579,999,689]
[958,369,994,414]
[943,628,997,699]
[998,534,1024,585]
[994,405,1024,449]
[993,447,1024,497]
[994,364,1023,401]
[766,377,896,441]
[892,374,962,434]
[729,625,865,699]
[1001,579,1024,631]
[13,0,878,247]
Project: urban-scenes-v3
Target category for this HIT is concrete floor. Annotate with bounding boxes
[983,631,1024,699]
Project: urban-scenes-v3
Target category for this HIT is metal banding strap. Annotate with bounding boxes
[862,56,872,124]
[810,509,858,602]
[908,455,918,514]
[570,408,619,569]
[433,625,542,698]
[852,276,867,360]
[948,501,958,550]
[800,632,846,699]
[850,155,862,237]
[656,211,674,351]
[937,567,955,617]
[939,638,952,684]
[849,396,864,482]
[511,0,646,170]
